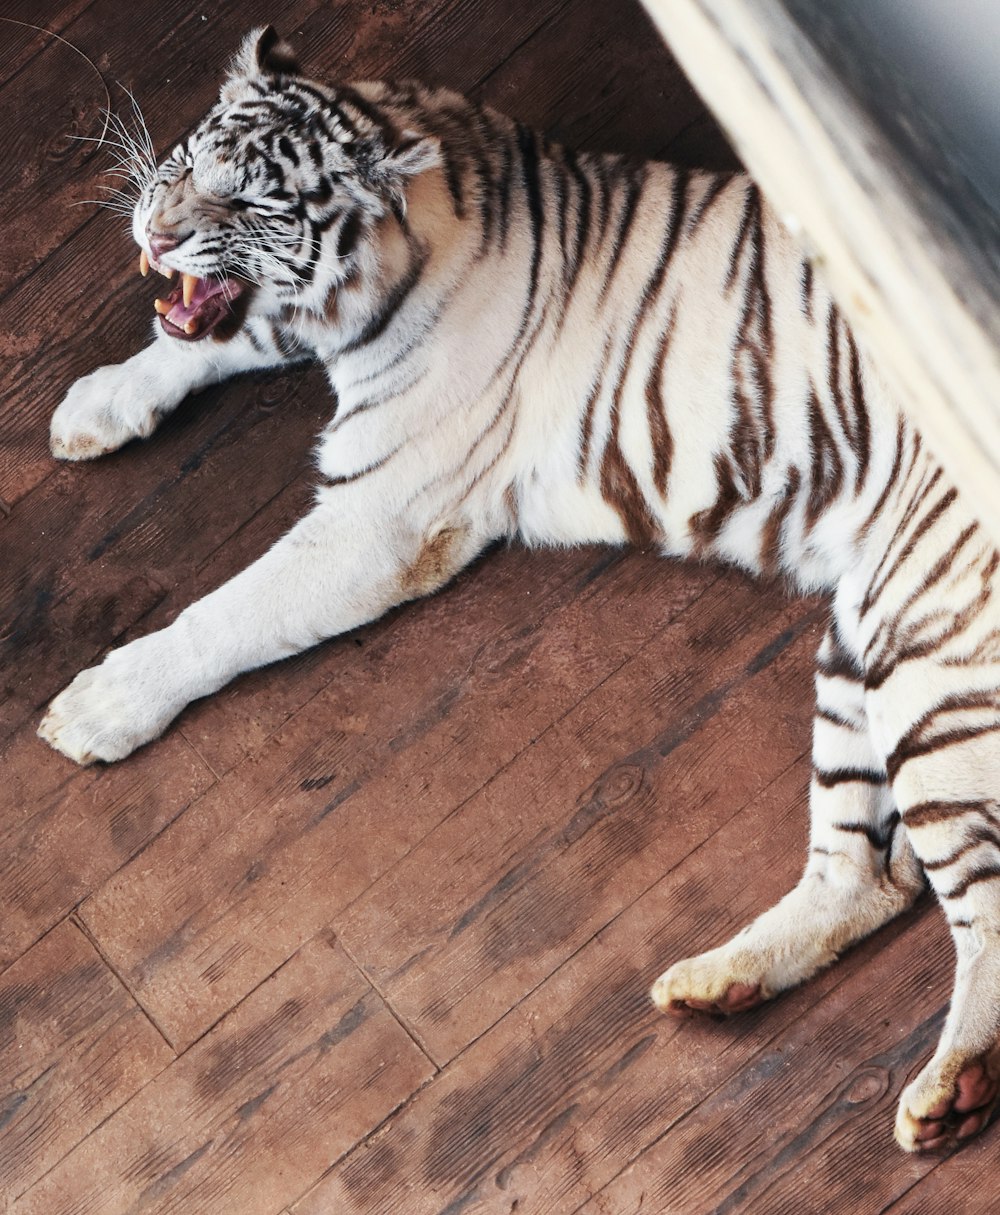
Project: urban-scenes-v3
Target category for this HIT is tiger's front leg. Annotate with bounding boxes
[39,487,492,764]
[652,617,925,1017]
[50,323,297,460]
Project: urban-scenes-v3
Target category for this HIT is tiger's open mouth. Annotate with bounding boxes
[140,250,245,341]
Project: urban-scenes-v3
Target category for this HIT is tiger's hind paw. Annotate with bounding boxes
[896,1056,1000,1152]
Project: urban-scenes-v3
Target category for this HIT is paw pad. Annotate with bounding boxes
[908,1059,999,1152]
[655,980,763,1019]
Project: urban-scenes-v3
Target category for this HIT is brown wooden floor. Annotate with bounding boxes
[0,1,996,1211]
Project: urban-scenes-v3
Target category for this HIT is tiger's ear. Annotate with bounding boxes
[383,134,441,180]
[361,132,441,205]
[224,26,300,93]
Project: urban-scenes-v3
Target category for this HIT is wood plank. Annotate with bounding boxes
[0,919,173,1202]
[290,763,953,1214]
[0,5,104,94]
[0,725,214,969]
[0,6,110,297]
[333,590,822,1064]
[461,0,736,169]
[640,0,1000,540]
[882,1146,1000,1215]
[579,960,947,1212]
[77,553,719,1048]
[12,931,433,1215]
[289,0,570,95]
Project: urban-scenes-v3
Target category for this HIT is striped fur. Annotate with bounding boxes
[43,29,1000,1152]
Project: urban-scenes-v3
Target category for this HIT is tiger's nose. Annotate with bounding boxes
[147,232,182,259]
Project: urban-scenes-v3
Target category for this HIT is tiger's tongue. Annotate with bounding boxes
[156,274,244,339]
[167,275,225,325]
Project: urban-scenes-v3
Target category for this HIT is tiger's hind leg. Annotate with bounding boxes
[848,466,1000,1152]
[651,617,925,1017]
[863,634,1000,1148]
[870,683,1000,1153]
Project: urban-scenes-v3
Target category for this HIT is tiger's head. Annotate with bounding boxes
[133,27,439,341]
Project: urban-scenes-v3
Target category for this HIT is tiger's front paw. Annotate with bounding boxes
[50,362,174,460]
[651,952,769,1018]
[39,641,186,764]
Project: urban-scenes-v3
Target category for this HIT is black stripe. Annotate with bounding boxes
[321,443,402,488]
[516,122,545,324]
[863,417,906,543]
[815,704,860,728]
[598,162,646,300]
[815,767,885,788]
[846,332,871,472]
[578,336,614,481]
[686,171,734,233]
[816,621,864,681]
[340,244,428,354]
[904,798,1000,828]
[863,522,982,689]
[724,183,759,293]
[886,690,1000,783]
[800,258,814,320]
[562,147,592,294]
[861,470,948,616]
[646,305,677,498]
[922,825,1000,870]
[832,814,898,851]
[495,126,515,251]
[940,864,1000,901]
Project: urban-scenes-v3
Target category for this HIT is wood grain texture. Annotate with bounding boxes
[1,0,989,1209]
[12,932,434,1215]
[292,765,953,1215]
[0,919,173,1202]
[334,589,824,1064]
[77,553,723,1049]
[0,725,214,968]
[882,1144,1000,1215]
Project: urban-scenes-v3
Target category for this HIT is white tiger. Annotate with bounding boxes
[41,27,1000,1152]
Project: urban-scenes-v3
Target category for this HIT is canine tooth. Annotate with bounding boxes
[184,320,198,335]
[139,250,149,277]
[182,273,197,307]
[154,299,170,315]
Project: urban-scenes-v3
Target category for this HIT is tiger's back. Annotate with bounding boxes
[283,79,901,592]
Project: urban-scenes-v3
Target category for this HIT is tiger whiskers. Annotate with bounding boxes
[72,87,157,205]
[119,85,156,175]
[228,239,306,290]
[75,180,141,208]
